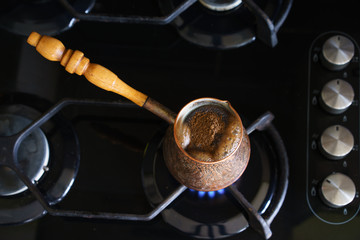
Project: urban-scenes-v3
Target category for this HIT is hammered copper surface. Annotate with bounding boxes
[163,125,250,191]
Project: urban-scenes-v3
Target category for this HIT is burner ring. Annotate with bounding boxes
[159,0,293,48]
[0,93,80,225]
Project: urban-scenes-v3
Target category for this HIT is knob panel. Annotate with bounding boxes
[307,32,360,224]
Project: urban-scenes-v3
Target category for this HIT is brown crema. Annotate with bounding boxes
[179,105,241,162]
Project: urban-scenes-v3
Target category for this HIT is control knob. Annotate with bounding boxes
[320,172,356,208]
[319,125,354,160]
[321,35,355,71]
[320,79,354,114]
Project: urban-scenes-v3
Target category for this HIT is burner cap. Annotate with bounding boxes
[199,0,243,11]
[0,114,49,196]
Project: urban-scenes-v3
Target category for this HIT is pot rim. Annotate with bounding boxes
[173,97,244,165]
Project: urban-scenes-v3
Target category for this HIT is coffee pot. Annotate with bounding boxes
[27,32,250,192]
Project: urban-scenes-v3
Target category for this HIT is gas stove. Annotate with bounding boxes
[1,1,360,240]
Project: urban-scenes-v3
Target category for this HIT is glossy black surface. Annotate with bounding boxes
[1,0,360,240]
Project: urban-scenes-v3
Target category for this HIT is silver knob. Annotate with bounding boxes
[319,125,354,160]
[320,79,354,114]
[321,35,355,71]
[320,173,356,208]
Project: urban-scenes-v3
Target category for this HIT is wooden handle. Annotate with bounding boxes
[27,32,148,107]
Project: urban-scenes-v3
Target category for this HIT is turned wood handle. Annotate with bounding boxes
[27,32,148,107]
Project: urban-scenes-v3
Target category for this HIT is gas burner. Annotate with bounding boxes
[142,118,288,239]
[15,0,292,48]
[159,0,292,48]
[0,93,80,225]
[0,0,95,36]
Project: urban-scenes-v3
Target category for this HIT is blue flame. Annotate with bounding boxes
[189,188,225,199]
[208,191,215,198]
[198,191,206,197]
[217,189,225,195]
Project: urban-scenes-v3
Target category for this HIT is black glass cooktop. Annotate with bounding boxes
[1,1,360,240]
